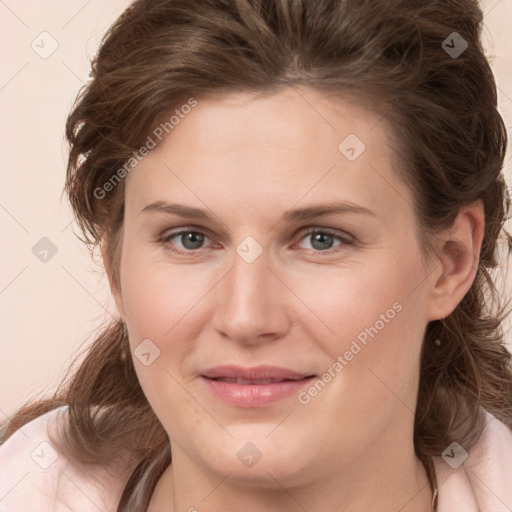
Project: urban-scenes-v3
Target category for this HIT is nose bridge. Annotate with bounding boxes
[211,240,289,342]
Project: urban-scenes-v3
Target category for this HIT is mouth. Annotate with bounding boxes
[200,365,316,408]
[208,377,305,384]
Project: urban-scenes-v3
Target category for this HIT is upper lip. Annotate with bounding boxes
[201,365,314,382]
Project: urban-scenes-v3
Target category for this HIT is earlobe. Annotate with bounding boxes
[426,200,485,322]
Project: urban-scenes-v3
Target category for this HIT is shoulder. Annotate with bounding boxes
[0,405,126,512]
[434,409,512,512]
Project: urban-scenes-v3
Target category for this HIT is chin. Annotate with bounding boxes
[194,430,316,488]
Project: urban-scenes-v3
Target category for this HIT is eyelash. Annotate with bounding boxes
[157,227,354,257]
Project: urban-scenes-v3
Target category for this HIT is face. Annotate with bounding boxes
[112,87,437,490]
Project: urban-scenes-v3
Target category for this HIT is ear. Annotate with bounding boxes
[101,239,127,322]
[425,200,485,321]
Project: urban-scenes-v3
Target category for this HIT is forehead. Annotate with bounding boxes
[153,88,384,159]
[124,87,412,225]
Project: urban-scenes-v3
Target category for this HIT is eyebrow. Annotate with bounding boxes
[140,200,376,223]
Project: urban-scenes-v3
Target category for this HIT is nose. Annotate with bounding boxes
[210,244,291,345]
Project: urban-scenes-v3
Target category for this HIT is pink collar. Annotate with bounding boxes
[434,411,512,511]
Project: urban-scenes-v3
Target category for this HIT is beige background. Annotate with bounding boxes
[1,0,511,419]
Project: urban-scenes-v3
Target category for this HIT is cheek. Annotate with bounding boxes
[294,266,427,452]
[293,252,426,354]
[118,253,212,433]
[297,250,428,399]
[120,247,215,341]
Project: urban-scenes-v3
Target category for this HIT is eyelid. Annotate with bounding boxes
[294,225,354,243]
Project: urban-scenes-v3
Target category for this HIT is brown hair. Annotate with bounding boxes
[2,0,512,509]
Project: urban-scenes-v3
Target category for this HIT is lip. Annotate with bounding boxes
[201,365,315,408]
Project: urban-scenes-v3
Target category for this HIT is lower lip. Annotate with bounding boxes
[201,376,315,408]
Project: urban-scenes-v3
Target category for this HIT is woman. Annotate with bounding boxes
[1,0,511,511]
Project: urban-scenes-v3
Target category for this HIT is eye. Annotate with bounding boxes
[158,227,353,256]
[295,228,353,254]
[159,229,214,255]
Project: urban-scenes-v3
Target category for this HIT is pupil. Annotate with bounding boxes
[183,232,203,249]
[311,232,333,251]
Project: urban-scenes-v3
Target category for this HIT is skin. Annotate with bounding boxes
[103,86,484,511]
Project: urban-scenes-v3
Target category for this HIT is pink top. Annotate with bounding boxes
[0,406,511,511]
